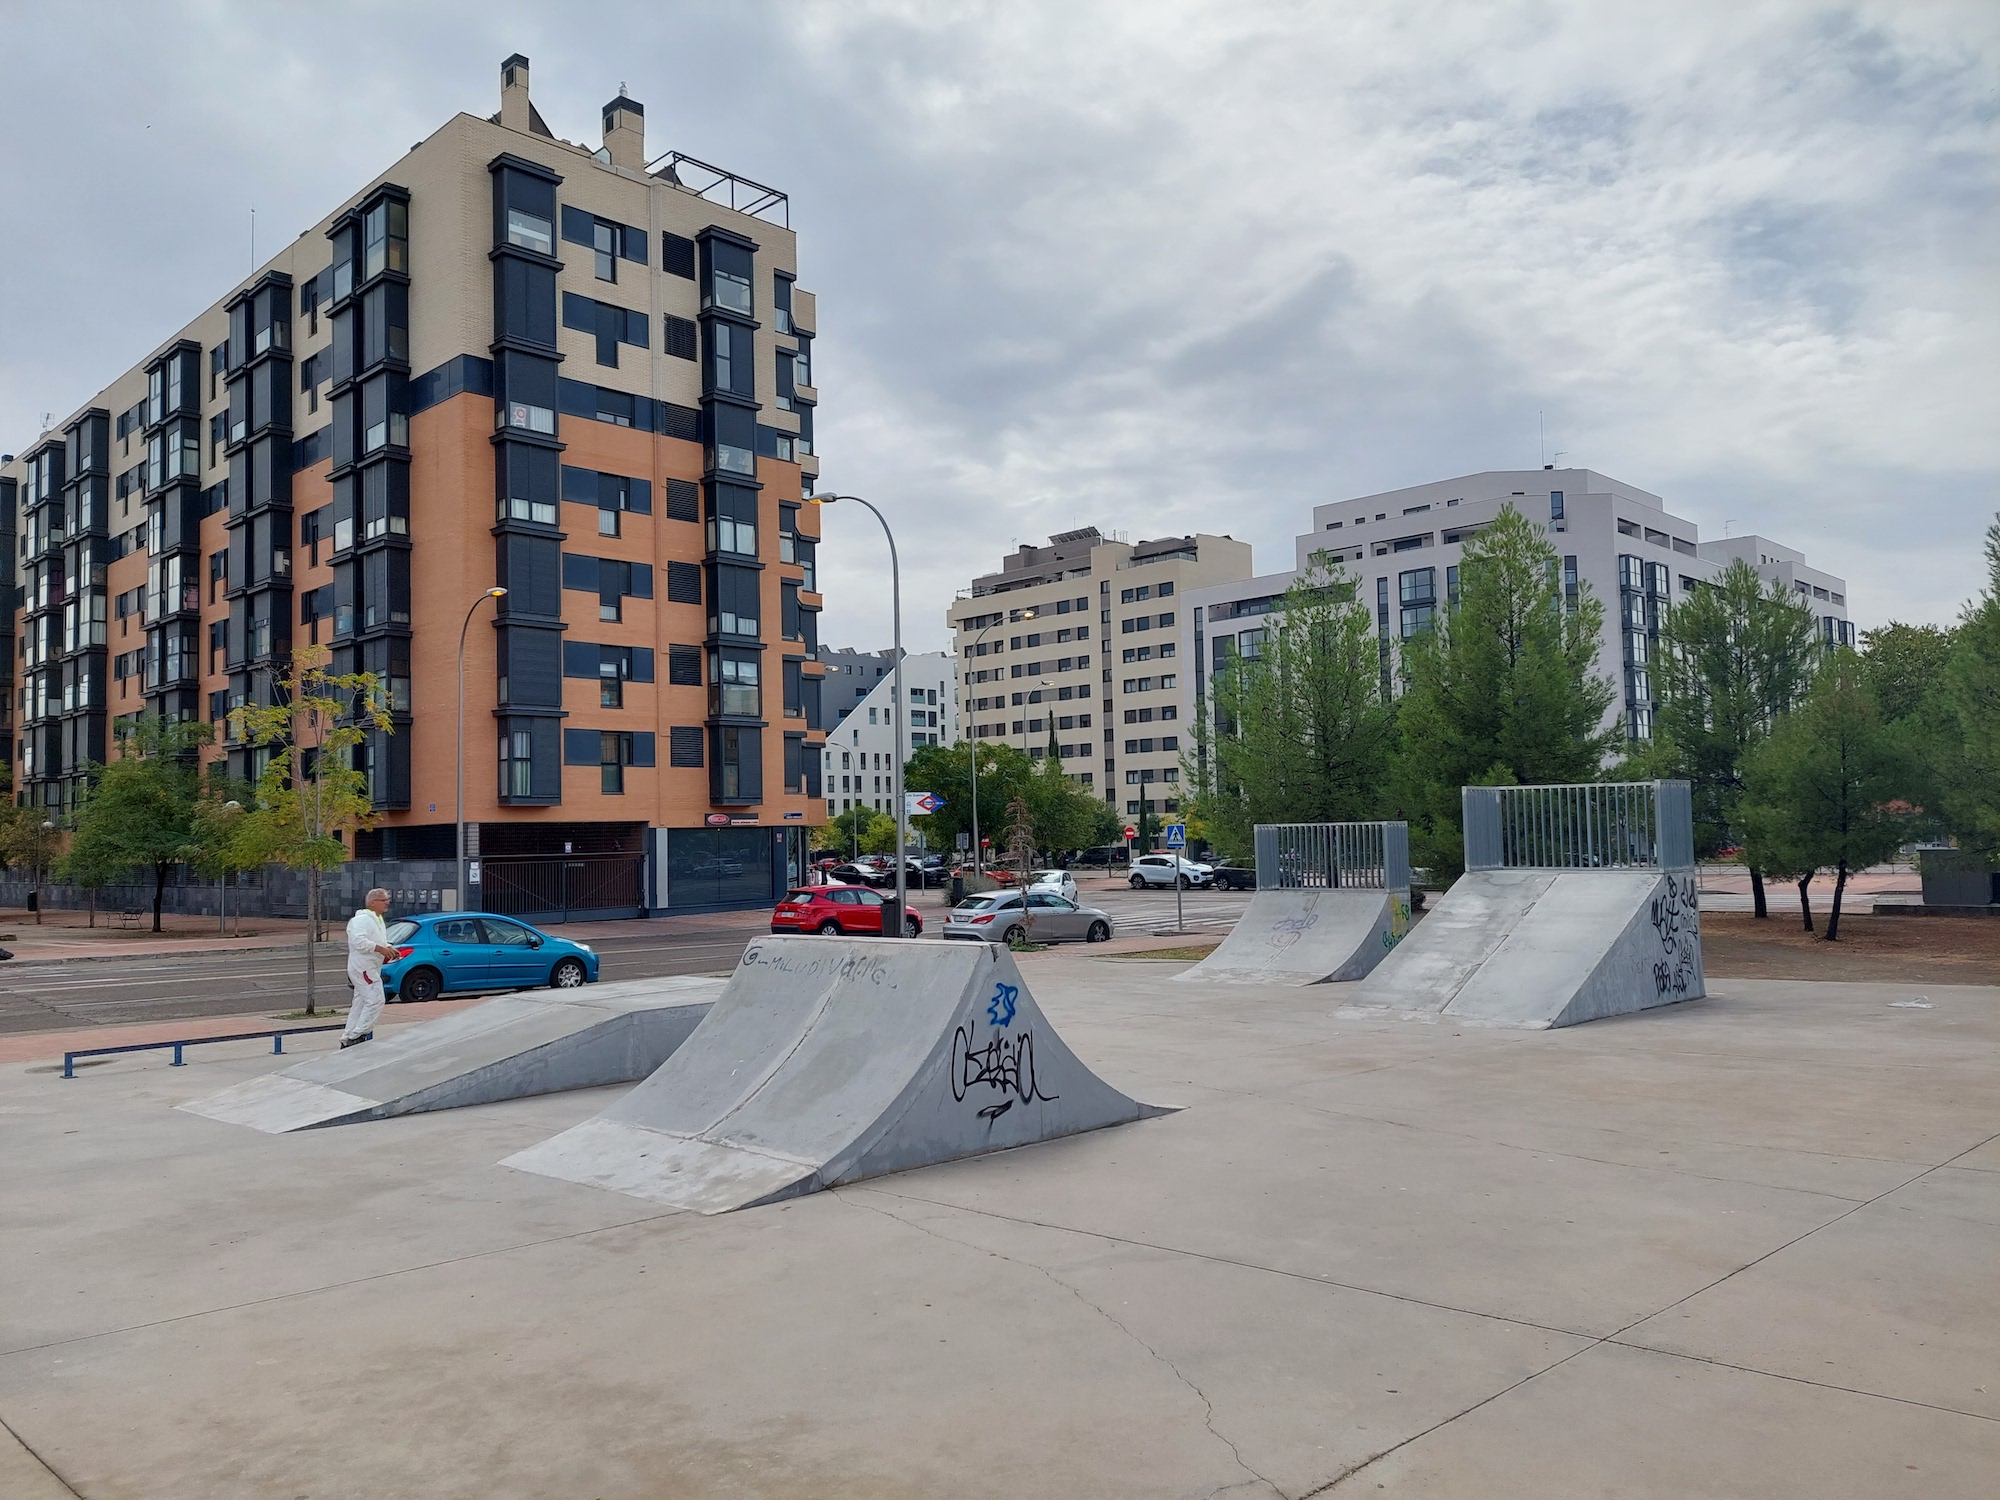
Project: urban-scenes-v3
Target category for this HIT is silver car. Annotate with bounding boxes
[942,889,1114,945]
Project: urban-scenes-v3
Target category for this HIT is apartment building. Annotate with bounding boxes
[817,645,895,729]
[947,528,1253,820]
[1185,468,1852,747]
[1,56,829,918]
[820,650,958,817]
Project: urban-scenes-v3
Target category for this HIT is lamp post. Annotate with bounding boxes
[456,587,508,913]
[809,493,908,936]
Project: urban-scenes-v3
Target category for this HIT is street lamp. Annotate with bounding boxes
[808,492,909,937]
[456,587,508,913]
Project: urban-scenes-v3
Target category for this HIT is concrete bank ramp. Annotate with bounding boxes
[1173,887,1411,986]
[1352,869,1702,1029]
[178,976,724,1133]
[503,937,1167,1214]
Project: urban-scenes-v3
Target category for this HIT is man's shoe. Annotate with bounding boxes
[340,1034,370,1049]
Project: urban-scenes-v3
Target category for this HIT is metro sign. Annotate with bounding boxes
[907,792,946,815]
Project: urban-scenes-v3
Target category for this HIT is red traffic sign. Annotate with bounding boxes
[1122,825,1137,840]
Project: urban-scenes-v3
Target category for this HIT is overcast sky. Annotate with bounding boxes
[2,1,1993,652]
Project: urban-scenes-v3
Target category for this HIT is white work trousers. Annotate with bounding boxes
[344,960,385,1040]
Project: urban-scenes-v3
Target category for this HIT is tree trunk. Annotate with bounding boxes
[152,863,168,933]
[88,888,97,928]
[1796,873,1814,934]
[33,870,42,925]
[304,868,318,1017]
[1825,860,1850,942]
[1749,865,1769,919]
[218,875,226,937]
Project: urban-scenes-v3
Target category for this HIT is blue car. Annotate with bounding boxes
[380,912,600,1004]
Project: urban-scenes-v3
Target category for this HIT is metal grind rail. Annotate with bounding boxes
[61,1024,346,1079]
[1253,822,1411,893]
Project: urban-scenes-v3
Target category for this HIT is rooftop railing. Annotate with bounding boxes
[649,151,789,229]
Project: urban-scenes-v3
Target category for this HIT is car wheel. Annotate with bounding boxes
[1086,920,1111,943]
[816,920,842,935]
[400,967,443,1005]
[550,958,587,989]
[1176,874,1190,889]
[1004,925,1028,950]
[903,914,921,938]
[1129,874,1146,889]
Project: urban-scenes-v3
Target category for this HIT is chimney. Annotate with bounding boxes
[500,54,532,132]
[602,91,645,170]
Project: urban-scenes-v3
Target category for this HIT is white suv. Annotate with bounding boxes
[1128,854,1212,890]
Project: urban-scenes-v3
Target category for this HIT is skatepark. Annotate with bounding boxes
[3,785,1995,1498]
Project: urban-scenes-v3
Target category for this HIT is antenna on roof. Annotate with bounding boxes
[1538,410,1545,468]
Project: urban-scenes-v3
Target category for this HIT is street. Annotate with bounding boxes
[0,883,1252,1035]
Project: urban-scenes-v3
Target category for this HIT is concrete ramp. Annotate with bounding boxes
[1174,888,1410,986]
[1352,869,1702,1028]
[178,977,723,1132]
[503,937,1167,1214]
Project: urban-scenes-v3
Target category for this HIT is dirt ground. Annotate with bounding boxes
[1702,909,2000,984]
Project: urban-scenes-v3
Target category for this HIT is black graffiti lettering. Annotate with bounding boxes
[952,1023,1060,1112]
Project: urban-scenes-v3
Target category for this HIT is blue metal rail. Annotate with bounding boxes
[62,1024,346,1079]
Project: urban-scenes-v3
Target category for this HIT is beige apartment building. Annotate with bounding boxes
[947,528,1252,825]
[1,55,829,918]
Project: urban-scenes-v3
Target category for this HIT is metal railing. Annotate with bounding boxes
[62,1023,344,1078]
[1463,780,1693,872]
[1254,822,1410,893]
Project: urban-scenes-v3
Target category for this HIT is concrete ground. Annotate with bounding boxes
[2,954,1994,1498]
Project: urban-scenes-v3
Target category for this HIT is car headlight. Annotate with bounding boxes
[575,943,593,953]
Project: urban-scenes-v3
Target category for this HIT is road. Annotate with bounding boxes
[0,883,1251,1036]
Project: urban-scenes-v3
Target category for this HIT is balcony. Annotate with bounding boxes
[790,289,815,336]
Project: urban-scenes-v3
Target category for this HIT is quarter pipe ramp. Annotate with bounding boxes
[1174,887,1410,986]
[504,937,1167,1214]
[1351,868,1702,1028]
[179,976,724,1132]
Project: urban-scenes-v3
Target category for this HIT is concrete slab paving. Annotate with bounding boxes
[1,957,1993,1497]
[1350,1339,2000,1498]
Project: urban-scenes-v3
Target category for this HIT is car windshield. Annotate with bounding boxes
[1030,871,1062,882]
[385,921,419,944]
[783,890,816,902]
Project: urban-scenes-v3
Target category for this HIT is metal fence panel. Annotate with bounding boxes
[1253,823,1410,893]
[1462,781,1694,871]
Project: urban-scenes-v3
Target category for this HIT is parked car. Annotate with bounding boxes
[770,884,924,938]
[1027,869,1079,903]
[1208,862,1256,890]
[943,889,1113,945]
[381,913,600,1005]
[1128,854,1213,889]
[1073,845,1131,868]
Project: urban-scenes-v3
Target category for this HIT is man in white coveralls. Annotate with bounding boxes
[341,888,398,1048]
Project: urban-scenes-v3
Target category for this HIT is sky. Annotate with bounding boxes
[1,1,1993,654]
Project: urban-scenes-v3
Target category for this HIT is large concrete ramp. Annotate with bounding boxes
[504,937,1167,1214]
[179,977,723,1132]
[1174,888,1411,986]
[1352,869,1702,1028]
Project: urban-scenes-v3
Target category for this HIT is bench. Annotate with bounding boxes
[118,909,144,929]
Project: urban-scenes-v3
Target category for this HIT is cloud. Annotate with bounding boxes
[1,0,1993,650]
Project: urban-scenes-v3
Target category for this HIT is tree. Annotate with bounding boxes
[1393,506,1618,881]
[905,741,1037,862]
[1644,558,1818,917]
[65,716,214,932]
[1935,517,2000,867]
[1860,622,1957,726]
[235,647,392,1015]
[1738,654,1918,940]
[58,798,122,927]
[183,771,258,936]
[0,806,65,924]
[1191,554,1391,859]
[815,804,888,858]
[1020,752,1106,858]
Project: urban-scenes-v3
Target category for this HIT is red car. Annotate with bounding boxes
[770,884,923,938]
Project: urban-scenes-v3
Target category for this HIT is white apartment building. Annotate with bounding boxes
[817,645,896,730]
[947,528,1254,820]
[821,650,958,817]
[1184,468,1852,745]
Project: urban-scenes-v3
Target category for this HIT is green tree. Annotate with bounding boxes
[65,716,214,932]
[0,806,65,924]
[1642,557,1818,916]
[1738,654,1918,941]
[183,771,258,936]
[1859,622,1957,726]
[58,798,122,927]
[905,741,1038,864]
[235,647,392,1015]
[1393,506,1618,880]
[1190,554,1392,861]
[1935,517,2000,867]
[1020,753,1106,858]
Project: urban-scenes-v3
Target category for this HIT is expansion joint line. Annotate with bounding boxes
[0,1411,85,1497]
[841,1192,1281,1498]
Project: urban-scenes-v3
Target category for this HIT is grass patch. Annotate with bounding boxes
[1117,943,1220,962]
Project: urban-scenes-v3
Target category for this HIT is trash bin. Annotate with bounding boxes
[950,875,965,906]
[25,892,37,913]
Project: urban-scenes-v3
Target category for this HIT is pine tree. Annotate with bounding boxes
[1937,517,2000,866]
[1393,506,1617,880]
[1645,557,1819,917]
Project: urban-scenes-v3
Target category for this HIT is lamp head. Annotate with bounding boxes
[488,587,508,598]
[806,493,842,506]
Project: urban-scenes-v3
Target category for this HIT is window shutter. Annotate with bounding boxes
[669,725,704,766]
[560,205,594,246]
[624,309,649,347]
[620,223,648,264]
[664,315,697,361]
[561,292,594,332]
[559,465,596,504]
[665,479,698,522]
[629,561,653,599]
[628,477,651,514]
[631,732,656,768]
[661,232,696,279]
[667,644,701,685]
[631,647,655,683]
[562,640,599,678]
[561,552,598,593]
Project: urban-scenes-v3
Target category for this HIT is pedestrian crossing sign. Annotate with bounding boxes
[1164,823,1186,848]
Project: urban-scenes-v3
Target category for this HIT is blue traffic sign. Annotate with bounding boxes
[1164,823,1187,848]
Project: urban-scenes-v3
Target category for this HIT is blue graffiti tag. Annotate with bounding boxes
[986,982,1019,1028]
